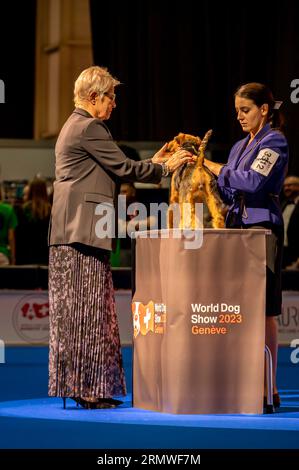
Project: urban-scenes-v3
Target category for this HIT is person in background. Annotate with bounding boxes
[281,175,299,268]
[204,82,288,409]
[110,182,138,267]
[0,185,17,265]
[46,180,54,206]
[115,182,159,266]
[22,184,30,203]
[48,65,194,409]
[15,178,51,265]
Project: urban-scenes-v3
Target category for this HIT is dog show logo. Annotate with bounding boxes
[132,301,166,338]
[13,294,49,343]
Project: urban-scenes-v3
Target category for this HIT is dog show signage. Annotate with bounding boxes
[132,229,268,414]
[278,291,299,345]
[0,290,133,345]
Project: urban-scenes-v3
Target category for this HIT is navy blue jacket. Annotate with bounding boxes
[217,123,288,227]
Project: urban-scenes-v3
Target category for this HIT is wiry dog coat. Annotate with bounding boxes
[166,130,225,229]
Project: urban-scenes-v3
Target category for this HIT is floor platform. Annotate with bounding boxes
[1,346,299,450]
[0,392,299,449]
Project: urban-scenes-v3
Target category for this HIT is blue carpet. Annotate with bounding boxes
[0,393,299,448]
[0,346,132,402]
[0,346,299,449]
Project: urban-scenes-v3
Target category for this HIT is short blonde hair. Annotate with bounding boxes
[74,66,120,106]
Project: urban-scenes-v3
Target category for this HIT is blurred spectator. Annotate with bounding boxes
[46,179,54,205]
[15,178,51,265]
[22,184,30,203]
[281,175,299,268]
[0,186,17,265]
[111,183,159,267]
[110,183,136,267]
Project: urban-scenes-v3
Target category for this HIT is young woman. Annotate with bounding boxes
[205,83,289,408]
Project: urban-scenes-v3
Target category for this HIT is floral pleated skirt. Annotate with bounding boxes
[48,243,126,398]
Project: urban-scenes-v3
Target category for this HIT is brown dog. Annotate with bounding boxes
[166,130,225,229]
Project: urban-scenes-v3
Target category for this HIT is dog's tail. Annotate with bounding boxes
[199,129,213,153]
[196,129,213,166]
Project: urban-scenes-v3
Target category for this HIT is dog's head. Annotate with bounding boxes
[166,133,202,156]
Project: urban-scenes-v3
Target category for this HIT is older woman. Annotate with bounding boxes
[48,66,193,409]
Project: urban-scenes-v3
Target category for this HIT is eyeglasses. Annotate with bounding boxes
[103,92,116,101]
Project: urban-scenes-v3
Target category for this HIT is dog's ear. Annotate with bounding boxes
[166,137,179,153]
[174,133,184,144]
[167,131,203,153]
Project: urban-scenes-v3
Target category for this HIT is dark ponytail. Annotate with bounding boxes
[235,82,284,132]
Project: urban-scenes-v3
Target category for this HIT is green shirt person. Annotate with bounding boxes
[0,201,18,264]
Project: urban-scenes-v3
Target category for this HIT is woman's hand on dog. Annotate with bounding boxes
[165,149,196,173]
[152,143,169,164]
[152,144,195,172]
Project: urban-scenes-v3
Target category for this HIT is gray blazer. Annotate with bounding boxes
[49,108,162,251]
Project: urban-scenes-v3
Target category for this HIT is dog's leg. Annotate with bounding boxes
[204,173,226,228]
[178,193,194,230]
[168,172,180,228]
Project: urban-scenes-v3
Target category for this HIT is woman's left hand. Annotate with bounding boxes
[152,143,169,164]
[152,144,195,173]
[165,149,195,173]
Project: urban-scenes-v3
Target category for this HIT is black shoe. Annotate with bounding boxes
[273,393,280,408]
[61,397,80,409]
[61,396,123,409]
[73,397,101,409]
[75,397,119,409]
[98,398,123,406]
[263,393,280,409]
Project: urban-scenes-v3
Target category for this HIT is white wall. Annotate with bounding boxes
[0,142,55,181]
